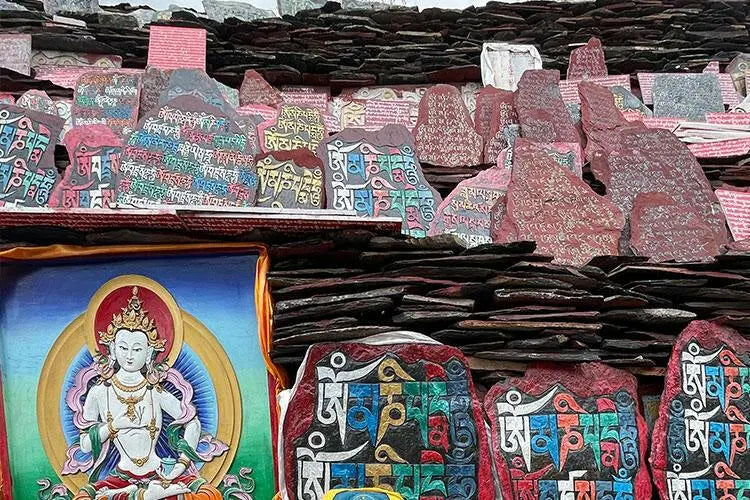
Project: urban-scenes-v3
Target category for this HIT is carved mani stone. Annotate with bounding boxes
[651,321,750,500]
[515,70,580,144]
[239,69,282,108]
[260,103,327,154]
[282,341,494,500]
[473,86,516,164]
[630,192,721,262]
[255,149,324,209]
[494,139,624,266]
[485,362,652,500]
[567,37,608,80]
[414,84,483,167]
[72,71,141,138]
[578,81,640,162]
[652,74,725,121]
[320,125,441,237]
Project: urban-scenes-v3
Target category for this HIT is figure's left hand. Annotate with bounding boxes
[156,462,186,482]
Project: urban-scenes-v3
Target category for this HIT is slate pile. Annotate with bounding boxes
[268,233,750,382]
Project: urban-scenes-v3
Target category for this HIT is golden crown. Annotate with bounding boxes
[98,286,166,351]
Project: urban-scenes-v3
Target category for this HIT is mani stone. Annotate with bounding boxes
[43,0,98,15]
[651,320,750,500]
[473,86,516,164]
[139,66,170,118]
[281,340,494,500]
[567,37,608,80]
[726,53,750,95]
[428,165,510,247]
[158,69,232,113]
[485,362,652,500]
[413,84,483,167]
[590,126,729,253]
[652,74,725,121]
[320,125,441,238]
[494,139,624,266]
[0,104,64,207]
[16,89,55,115]
[202,0,273,21]
[579,81,642,162]
[72,71,141,138]
[515,70,580,144]
[630,192,721,263]
[610,86,652,118]
[239,70,282,108]
[260,103,326,153]
[49,125,121,208]
[255,149,324,209]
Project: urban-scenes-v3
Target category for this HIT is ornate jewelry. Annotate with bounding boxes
[112,387,146,422]
[98,286,166,352]
[146,418,159,440]
[178,457,191,468]
[106,412,119,439]
[112,376,148,393]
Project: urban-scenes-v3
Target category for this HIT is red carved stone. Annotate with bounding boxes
[567,37,608,80]
[414,84,483,167]
[473,86,516,164]
[239,69,282,107]
[494,139,624,266]
[515,70,580,144]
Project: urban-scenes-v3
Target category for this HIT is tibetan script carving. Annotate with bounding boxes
[515,70,580,144]
[260,104,327,154]
[255,149,324,209]
[72,71,141,137]
[473,86,516,164]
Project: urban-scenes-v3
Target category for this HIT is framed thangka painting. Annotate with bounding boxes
[0,245,278,499]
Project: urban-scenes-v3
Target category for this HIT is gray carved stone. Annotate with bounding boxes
[652,74,724,121]
[202,0,273,22]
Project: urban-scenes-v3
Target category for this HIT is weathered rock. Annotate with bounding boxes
[202,0,273,22]
[494,139,624,266]
[473,86,516,164]
[726,53,750,95]
[515,70,580,144]
[610,86,652,118]
[401,294,475,311]
[138,66,170,119]
[392,309,471,325]
[579,81,640,161]
[275,286,413,314]
[567,36,608,80]
[652,74,725,120]
[274,297,395,326]
[494,289,604,308]
[598,308,696,326]
[158,69,231,112]
[239,69,282,107]
[413,84,483,167]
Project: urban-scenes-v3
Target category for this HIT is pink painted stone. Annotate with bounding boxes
[282,341,494,500]
[567,37,608,80]
[414,84,483,167]
[515,70,580,144]
[428,165,510,247]
[489,194,506,242]
[630,192,721,262]
[239,69,282,108]
[486,362,652,500]
[651,321,750,500]
[495,139,624,266]
[473,86,516,163]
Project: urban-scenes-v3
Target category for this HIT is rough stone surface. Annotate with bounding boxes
[610,86,652,118]
[158,69,231,112]
[579,81,640,161]
[630,192,721,262]
[255,149,324,209]
[515,70,580,144]
[239,69,282,107]
[473,86,516,164]
[138,66,170,119]
[652,74,725,121]
[202,0,273,22]
[485,362,652,500]
[320,125,441,237]
[414,84,483,167]
[495,139,624,266]
[282,341,494,500]
[567,36,608,80]
[651,321,750,500]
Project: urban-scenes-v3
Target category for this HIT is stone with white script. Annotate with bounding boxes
[239,70,282,108]
[652,74,724,121]
[473,86,516,164]
[72,71,141,138]
[515,70,580,144]
[567,37,608,80]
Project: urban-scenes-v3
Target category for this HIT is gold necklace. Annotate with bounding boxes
[111,376,148,393]
[106,388,159,468]
[112,386,146,422]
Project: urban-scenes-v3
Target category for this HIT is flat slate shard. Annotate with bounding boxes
[139,66,170,118]
[202,0,273,22]
[42,0,97,15]
[158,69,231,113]
[0,34,31,75]
[429,166,510,247]
[0,104,64,207]
[282,341,494,500]
[413,84,483,167]
[515,70,580,144]
[495,139,624,266]
[630,192,721,263]
[260,104,327,153]
[49,125,121,208]
[72,71,141,137]
[567,37,608,80]
[255,149,324,209]
[117,95,257,207]
[651,321,750,500]
[473,86,516,164]
[610,86,652,118]
[590,127,729,253]
[239,69,282,108]
[652,74,725,121]
[486,362,652,500]
[320,125,441,237]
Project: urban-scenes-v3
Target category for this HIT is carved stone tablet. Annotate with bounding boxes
[651,321,750,500]
[16,90,55,116]
[0,104,63,207]
[139,66,170,118]
[158,69,231,113]
[49,125,122,208]
[260,104,327,154]
[567,37,608,80]
[428,166,509,247]
[630,192,721,262]
[321,125,440,237]
[255,149,324,209]
[239,69,282,108]
[652,74,725,121]
[0,34,31,75]
[414,84,483,167]
[610,86,652,118]
[282,341,494,500]
[515,70,580,144]
[495,139,624,265]
[473,87,516,164]
[72,71,141,138]
[486,363,652,500]
[117,95,257,207]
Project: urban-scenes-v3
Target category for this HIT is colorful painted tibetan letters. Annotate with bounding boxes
[651,321,750,500]
[283,342,493,500]
[72,71,141,137]
[0,104,63,207]
[118,95,257,207]
[0,247,275,499]
[486,363,652,500]
[320,125,441,237]
[260,103,327,153]
[255,149,324,209]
